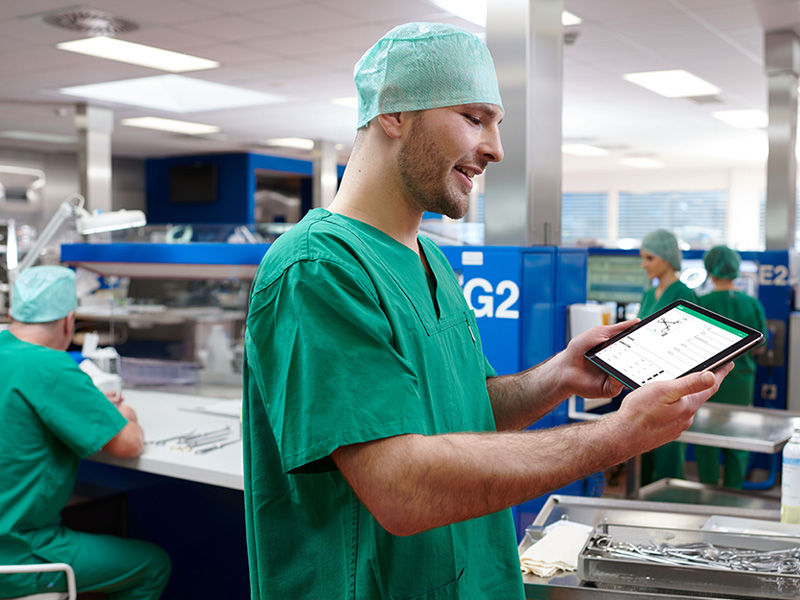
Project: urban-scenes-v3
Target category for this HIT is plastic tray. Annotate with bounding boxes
[119,357,201,385]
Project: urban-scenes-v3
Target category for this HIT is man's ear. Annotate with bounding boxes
[64,311,76,338]
[376,112,404,139]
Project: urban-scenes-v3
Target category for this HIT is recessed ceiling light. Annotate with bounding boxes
[623,69,720,98]
[121,117,219,135]
[331,97,358,109]
[431,0,486,26]
[0,130,76,144]
[57,36,219,72]
[562,143,609,156]
[60,75,282,113]
[712,109,768,129]
[261,137,315,151]
[621,157,663,168]
[431,0,580,29]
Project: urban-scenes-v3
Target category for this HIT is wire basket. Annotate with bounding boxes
[119,357,201,385]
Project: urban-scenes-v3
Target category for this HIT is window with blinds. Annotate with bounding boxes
[562,192,608,245]
[618,190,726,248]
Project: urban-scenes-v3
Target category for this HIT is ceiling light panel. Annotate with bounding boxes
[623,69,720,98]
[621,157,663,168]
[60,75,282,113]
[431,0,582,29]
[57,36,219,72]
[0,131,76,144]
[121,117,219,135]
[262,137,315,150]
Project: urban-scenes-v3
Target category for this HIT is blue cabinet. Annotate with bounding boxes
[441,246,591,539]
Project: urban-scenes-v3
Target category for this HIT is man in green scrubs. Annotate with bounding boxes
[696,246,767,488]
[638,229,699,485]
[243,23,731,600]
[0,266,170,599]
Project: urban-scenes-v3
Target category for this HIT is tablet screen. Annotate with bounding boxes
[585,300,763,389]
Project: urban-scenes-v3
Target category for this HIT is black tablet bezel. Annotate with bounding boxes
[584,299,765,390]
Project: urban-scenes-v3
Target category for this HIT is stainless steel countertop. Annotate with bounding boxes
[520,494,783,600]
[569,397,800,453]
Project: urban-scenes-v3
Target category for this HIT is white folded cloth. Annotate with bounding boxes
[519,520,594,577]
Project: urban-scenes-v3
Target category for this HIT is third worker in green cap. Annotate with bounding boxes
[696,246,767,488]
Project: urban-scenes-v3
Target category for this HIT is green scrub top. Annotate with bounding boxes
[638,280,698,318]
[243,209,524,600]
[697,290,767,405]
[0,330,127,575]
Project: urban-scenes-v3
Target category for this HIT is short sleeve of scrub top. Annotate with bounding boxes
[38,354,128,458]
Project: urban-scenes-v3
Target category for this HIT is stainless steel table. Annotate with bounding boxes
[568,397,800,497]
[520,494,783,600]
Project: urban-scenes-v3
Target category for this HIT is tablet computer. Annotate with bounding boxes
[584,299,764,390]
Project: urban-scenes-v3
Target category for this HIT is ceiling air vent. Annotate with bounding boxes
[43,8,138,36]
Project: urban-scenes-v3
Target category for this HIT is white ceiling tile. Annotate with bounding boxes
[179,43,274,67]
[244,3,362,34]
[84,0,225,27]
[184,0,294,10]
[317,0,445,22]
[173,15,281,42]
[122,27,220,52]
[0,0,79,20]
[240,33,347,59]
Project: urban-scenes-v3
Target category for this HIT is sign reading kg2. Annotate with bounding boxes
[463,277,520,319]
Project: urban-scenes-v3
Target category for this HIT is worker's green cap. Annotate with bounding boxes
[354,22,504,129]
[641,229,681,271]
[704,245,740,279]
[11,265,77,323]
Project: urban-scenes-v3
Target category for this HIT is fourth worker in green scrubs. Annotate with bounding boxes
[638,229,698,486]
[696,246,767,488]
[0,266,170,599]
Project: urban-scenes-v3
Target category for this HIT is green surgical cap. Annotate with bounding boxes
[704,245,740,279]
[354,22,504,129]
[11,265,77,323]
[641,229,681,271]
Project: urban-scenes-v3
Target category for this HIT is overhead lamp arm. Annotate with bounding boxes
[14,193,146,274]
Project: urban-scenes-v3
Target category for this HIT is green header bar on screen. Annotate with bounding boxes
[677,304,746,338]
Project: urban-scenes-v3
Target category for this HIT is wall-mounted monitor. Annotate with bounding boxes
[169,163,217,204]
[586,254,651,304]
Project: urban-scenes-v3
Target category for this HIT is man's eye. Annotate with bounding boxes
[464,114,481,125]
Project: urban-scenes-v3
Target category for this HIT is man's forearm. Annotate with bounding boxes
[333,419,629,537]
[334,368,724,538]
[486,355,568,431]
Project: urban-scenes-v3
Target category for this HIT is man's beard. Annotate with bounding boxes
[397,116,469,220]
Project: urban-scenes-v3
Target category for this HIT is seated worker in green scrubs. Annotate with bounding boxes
[696,246,767,488]
[638,228,699,486]
[242,23,732,600]
[0,266,170,599]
